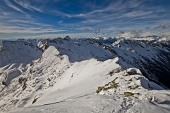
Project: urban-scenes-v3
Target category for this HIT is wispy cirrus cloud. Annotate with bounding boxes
[122,10,153,18]
[0,0,65,36]
[4,0,26,14]
[49,0,144,19]
[47,0,168,30]
[154,24,170,29]
[0,25,65,34]
[13,0,43,12]
[0,0,170,39]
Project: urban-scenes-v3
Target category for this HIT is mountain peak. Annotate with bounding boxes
[0,37,170,113]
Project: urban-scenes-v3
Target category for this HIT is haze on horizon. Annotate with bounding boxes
[0,0,170,40]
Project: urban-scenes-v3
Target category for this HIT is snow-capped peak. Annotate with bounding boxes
[0,37,170,113]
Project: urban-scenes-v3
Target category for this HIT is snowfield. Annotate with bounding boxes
[0,37,170,113]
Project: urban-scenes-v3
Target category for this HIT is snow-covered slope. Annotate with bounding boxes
[0,37,170,113]
[0,40,42,86]
[109,39,170,88]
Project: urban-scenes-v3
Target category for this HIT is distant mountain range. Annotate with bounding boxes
[0,36,170,113]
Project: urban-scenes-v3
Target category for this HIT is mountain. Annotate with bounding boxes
[0,36,170,113]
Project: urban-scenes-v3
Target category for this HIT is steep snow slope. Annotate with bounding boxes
[109,39,170,88]
[0,38,116,112]
[0,40,42,86]
[0,40,41,67]
[0,46,70,110]
[33,57,120,106]
[0,37,170,113]
[39,37,114,62]
[7,64,170,113]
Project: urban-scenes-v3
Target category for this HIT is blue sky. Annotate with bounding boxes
[0,0,170,39]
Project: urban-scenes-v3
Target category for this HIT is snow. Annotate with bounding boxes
[0,37,170,113]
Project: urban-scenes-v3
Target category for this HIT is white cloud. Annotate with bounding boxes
[0,26,65,34]
[117,29,170,38]
[123,11,152,18]
[118,30,153,38]
[141,32,153,37]
[82,19,103,24]
[48,0,145,20]
[14,0,43,12]
[6,32,97,40]
[161,32,170,37]
[1,0,170,40]
[4,0,26,14]
[118,32,135,38]
[58,20,63,23]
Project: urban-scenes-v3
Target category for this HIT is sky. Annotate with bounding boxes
[0,0,170,40]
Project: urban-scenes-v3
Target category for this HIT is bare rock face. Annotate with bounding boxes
[0,72,8,86]
[0,41,2,50]
[126,68,141,75]
[64,35,71,41]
